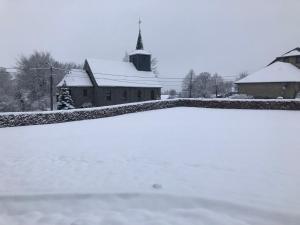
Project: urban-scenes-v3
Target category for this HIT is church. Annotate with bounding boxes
[57,24,162,108]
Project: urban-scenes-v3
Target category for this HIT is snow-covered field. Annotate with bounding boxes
[0,107,300,225]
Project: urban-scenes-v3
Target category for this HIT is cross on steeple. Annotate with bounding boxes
[136,18,144,50]
[139,18,142,31]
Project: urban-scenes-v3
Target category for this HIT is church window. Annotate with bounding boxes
[105,90,112,101]
[137,90,142,100]
[151,90,155,100]
[83,89,88,97]
[123,90,128,100]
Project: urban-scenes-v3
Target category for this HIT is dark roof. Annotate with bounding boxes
[136,29,144,50]
[282,47,300,56]
[268,47,300,66]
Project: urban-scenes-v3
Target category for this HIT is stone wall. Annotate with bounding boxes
[1,99,300,128]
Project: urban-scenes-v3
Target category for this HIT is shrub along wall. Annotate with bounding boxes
[1,99,300,128]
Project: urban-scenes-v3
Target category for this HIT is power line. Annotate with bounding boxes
[64,73,237,81]
[63,75,182,83]
[63,75,236,85]
[0,66,239,80]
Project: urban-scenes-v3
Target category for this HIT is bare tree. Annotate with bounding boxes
[151,57,159,75]
[236,71,249,81]
[0,68,12,94]
[182,70,234,98]
[193,72,212,98]
[181,69,196,98]
[15,51,81,111]
[123,51,129,62]
[0,68,18,112]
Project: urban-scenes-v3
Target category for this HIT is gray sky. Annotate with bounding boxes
[1,0,300,88]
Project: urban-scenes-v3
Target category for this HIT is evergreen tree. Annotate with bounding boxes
[57,85,75,110]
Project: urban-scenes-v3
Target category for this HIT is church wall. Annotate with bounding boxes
[94,87,161,107]
[66,87,94,108]
[63,86,161,108]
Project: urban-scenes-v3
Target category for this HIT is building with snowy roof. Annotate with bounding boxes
[235,48,300,99]
[57,24,162,108]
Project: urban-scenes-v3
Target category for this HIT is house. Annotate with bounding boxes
[235,48,300,99]
[57,26,162,108]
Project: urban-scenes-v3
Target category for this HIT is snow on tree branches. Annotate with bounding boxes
[57,85,75,110]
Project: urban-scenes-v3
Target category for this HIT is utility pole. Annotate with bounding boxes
[50,66,53,111]
[189,72,193,98]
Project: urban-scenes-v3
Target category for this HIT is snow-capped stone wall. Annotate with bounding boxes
[1,99,300,128]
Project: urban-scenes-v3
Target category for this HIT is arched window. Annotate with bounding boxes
[151,90,155,100]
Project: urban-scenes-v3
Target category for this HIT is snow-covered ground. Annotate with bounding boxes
[160,94,170,100]
[0,107,300,225]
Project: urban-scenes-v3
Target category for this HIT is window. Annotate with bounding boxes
[137,90,142,100]
[151,90,155,100]
[105,90,112,101]
[83,89,88,97]
[296,56,300,64]
[122,90,128,100]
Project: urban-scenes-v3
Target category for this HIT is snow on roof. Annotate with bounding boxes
[129,50,151,56]
[282,49,300,57]
[86,58,161,88]
[57,70,93,87]
[236,62,300,84]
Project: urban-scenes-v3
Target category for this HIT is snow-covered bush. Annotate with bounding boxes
[81,102,93,108]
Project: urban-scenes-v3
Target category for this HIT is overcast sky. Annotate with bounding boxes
[1,0,300,87]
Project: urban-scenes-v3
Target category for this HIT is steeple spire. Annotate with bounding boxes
[130,18,151,71]
[136,18,144,50]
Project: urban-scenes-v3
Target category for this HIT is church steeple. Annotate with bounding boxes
[129,18,152,72]
[136,19,144,50]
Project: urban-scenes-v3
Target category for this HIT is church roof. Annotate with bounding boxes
[57,20,160,89]
[268,47,300,66]
[236,62,300,84]
[57,69,93,87]
[85,58,161,88]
